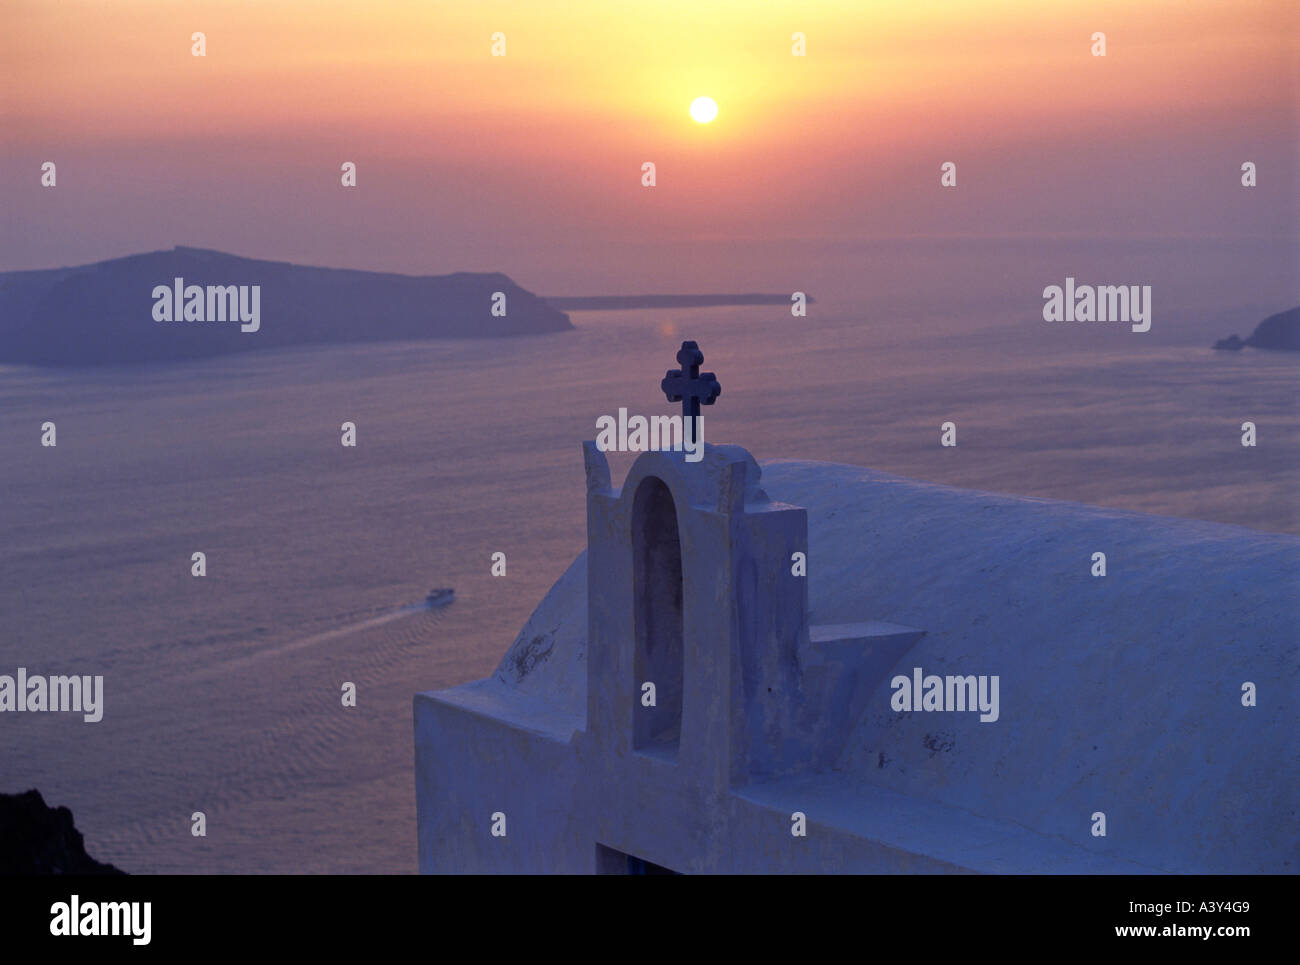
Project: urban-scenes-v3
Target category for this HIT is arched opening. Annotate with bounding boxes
[632,476,684,759]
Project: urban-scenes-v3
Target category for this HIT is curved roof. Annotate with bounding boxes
[492,458,1299,873]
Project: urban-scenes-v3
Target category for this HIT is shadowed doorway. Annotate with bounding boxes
[631,476,684,759]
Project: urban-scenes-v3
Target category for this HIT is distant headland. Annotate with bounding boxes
[0,247,573,366]
[0,249,818,367]
[546,293,811,310]
[1213,305,1300,352]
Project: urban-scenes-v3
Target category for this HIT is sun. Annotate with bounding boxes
[689,96,718,124]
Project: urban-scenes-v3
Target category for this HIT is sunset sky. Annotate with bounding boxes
[3,0,1296,292]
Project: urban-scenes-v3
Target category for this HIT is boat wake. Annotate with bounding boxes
[187,601,435,680]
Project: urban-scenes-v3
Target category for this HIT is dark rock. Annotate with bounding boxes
[1213,334,1245,350]
[0,789,124,874]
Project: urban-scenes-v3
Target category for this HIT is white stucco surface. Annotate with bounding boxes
[416,453,1298,873]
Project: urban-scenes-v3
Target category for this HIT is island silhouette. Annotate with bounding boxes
[0,247,572,366]
[0,248,813,367]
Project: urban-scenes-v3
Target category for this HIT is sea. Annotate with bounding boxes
[1,244,1296,872]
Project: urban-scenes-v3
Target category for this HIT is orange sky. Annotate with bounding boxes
[2,0,1296,288]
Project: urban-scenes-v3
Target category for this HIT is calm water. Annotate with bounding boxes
[1,296,1296,872]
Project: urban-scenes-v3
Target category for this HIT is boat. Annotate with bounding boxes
[426,588,456,608]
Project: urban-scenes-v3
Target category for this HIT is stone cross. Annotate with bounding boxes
[661,340,721,427]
